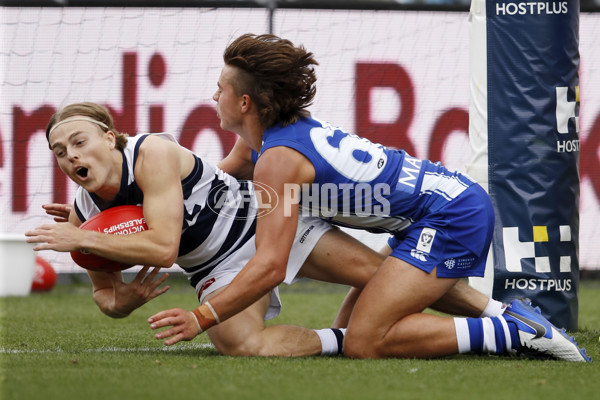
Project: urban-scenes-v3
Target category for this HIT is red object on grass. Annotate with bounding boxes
[32,256,57,292]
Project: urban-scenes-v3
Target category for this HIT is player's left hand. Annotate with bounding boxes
[148,308,201,345]
[42,203,72,223]
[108,266,170,316]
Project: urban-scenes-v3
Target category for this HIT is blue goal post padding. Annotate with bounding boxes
[469,0,580,330]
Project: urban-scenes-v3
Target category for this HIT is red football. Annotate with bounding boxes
[70,205,147,272]
[31,256,58,292]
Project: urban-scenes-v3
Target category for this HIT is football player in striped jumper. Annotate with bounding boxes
[203,33,590,362]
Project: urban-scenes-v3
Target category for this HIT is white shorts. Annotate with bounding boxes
[193,216,332,320]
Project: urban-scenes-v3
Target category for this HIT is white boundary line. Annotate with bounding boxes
[0,342,215,354]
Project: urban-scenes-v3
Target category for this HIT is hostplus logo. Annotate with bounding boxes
[555,85,580,153]
[495,2,569,16]
[502,225,573,292]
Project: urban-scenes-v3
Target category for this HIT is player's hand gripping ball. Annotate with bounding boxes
[70,205,147,272]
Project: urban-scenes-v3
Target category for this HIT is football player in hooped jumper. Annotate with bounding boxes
[189,33,588,361]
[28,101,505,357]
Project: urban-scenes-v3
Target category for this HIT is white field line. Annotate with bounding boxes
[0,342,215,354]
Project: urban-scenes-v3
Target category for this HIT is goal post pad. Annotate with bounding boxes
[467,0,580,330]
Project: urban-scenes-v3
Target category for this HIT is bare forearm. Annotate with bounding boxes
[80,230,177,268]
[191,257,285,333]
[27,222,178,268]
[91,267,170,319]
[93,289,130,318]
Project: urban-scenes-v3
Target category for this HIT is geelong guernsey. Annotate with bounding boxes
[73,133,258,288]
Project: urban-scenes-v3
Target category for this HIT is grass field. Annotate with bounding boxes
[1,274,599,400]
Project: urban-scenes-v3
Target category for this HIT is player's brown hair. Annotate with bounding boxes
[223,33,318,128]
[46,102,129,150]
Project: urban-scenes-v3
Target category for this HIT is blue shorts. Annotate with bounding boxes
[387,184,494,278]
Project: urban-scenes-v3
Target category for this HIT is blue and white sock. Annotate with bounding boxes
[315,328,346,355]
[454,316,520,354]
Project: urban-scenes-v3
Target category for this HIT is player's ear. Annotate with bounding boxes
[241,94,252,113]
[105,130,117,149]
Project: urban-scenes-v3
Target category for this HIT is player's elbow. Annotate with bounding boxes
[261,258,287,287]
[150,235,180,267]
[153,246,178,268]
[92,291,130,319]
[102,308,130,319]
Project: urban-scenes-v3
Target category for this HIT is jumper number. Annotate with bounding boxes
[309,120,387,182]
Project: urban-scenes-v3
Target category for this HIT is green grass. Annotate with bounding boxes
[1,276,599,400]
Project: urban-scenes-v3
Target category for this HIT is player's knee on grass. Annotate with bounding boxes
[343,328,380,359]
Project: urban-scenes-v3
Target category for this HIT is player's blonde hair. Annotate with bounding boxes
[223,33,318,128]
[46,102,129,150]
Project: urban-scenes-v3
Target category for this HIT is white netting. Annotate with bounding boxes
[1,7,598,271]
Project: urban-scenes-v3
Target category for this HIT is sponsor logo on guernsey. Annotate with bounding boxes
[443,257,476,270]
[444,259,456,269]
[396,154,422,194]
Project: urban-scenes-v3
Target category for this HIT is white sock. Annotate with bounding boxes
[480,298,506,317]
[481,317,498,353]
[453,318,471,353]
[314,328,346,355]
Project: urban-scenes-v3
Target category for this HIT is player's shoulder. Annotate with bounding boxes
[137,132,178,146]
[136,133,183,156]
